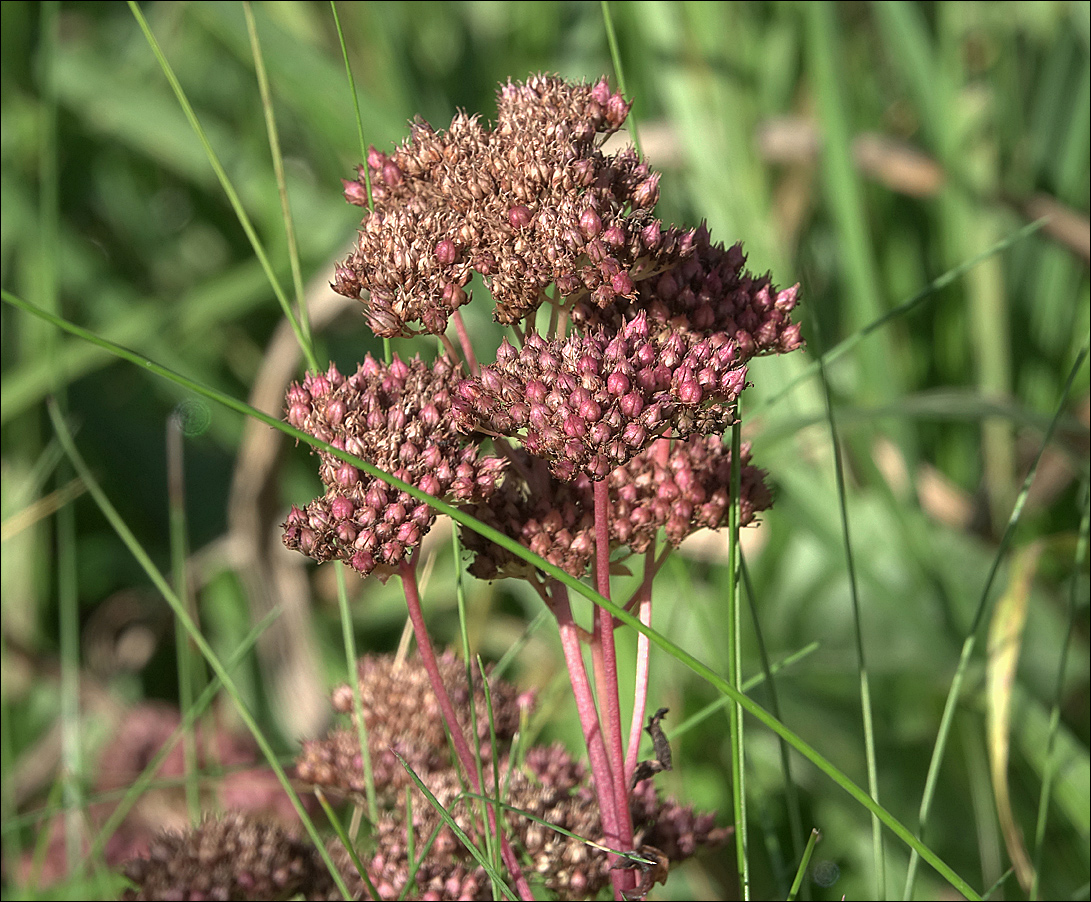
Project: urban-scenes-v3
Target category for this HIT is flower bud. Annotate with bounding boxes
[326,399,346,427]
[579,207,602,237]
[677,380,703,404]
[381,160,403,186]
[435,239,458,265]
[342,178,369,207]
[335,463,359,487]
[330,496,355,520]
[611,271,635,296]
[508,205,533,228]
[607,372,630,396]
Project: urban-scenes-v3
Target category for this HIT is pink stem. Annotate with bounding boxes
[550,584,634,900]
[398,560,533,900]
[592,479,636,894]
[548,583,619,845]
[624,551,655,784]
[451,309,479,375]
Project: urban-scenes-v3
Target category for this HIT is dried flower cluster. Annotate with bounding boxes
[120,812,335,901]
[296,649,524,800]
[20,703,305,890]
[269,72,804,901]
[460,438,771,580]
[451,312,749,481]
[334,74,695,335]
[285,74,800,579]
[119,654,729,901]
[572,225,802,358]
[318,654,728,900]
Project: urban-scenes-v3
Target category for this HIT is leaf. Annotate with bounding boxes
[986,540,1043,894]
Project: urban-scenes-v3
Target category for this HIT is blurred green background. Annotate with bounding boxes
[2,2,1088,900]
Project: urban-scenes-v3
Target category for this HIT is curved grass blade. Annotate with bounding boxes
[5,288,984,900]
[1032,479,1091,899]
[243,0,313,355]
[393,752,517,901]
[45,399,351,900]
[902,339,1089,896]
[126,1,318,371]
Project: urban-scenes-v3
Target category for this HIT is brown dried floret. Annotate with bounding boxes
[120,812,334,901]
[334,74,695,336]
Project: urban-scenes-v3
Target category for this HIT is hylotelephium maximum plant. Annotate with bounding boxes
[282,73,803,900]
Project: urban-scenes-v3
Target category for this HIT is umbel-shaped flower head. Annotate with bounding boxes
[282,355,505,577]
[284,73,802,576]
[333,74,695,336]
[451,311,750,482]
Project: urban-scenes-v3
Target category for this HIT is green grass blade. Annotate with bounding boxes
[787,829,822,902]
[6,289,986,899]
[166,415,201,822]
[335,564,378,824]
[393,753,517,901]
[812,316,885,897]
[45,399,352,900]
[741,555,807,897]
[727,422,750,899]
[125,1,317,371]
[1031,478,1090,900]
[903,340,1089,896]
[243,0,313,356]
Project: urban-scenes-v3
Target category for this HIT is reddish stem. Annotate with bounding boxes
[547,582,620,847]
[451,309,479,375]
[592,479,636,894]
[624,550,656,784]
[398,560,532,900]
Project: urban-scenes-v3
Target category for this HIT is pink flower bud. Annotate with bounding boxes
[287,403,309,428]
[381,160,403,186]
[620,392,644,418]
[508,205,532,228]
[602,225,625,247]
[640,221,662,250]
[579,207,602,237]
[335,463,359,487]
[306,374,331,398]
[563,414,587,438]
[299,528,315,553]
[633,173,660,208]
[607,372,630,395]
[435,239,458,265]
[342,178,369,207]
[677,380,703,404]
[611,271,635,296]
[579,398,602,421]
[326,399,346,427]
[622,422,647,448]
[331,496,354,520]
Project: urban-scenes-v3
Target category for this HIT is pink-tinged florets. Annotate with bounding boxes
[282,354,506,577]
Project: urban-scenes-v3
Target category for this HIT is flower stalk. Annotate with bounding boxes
[280,73,802,899]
